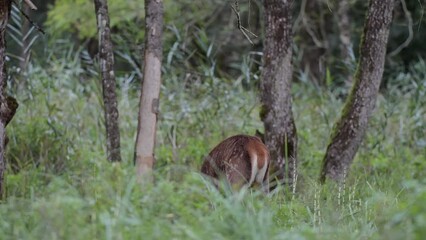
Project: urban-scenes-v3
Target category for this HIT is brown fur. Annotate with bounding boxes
[201,135,269,190]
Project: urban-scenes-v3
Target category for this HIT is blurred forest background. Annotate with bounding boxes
[1,0,425,239]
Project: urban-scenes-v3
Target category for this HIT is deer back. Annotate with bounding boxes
[201,135,269,190]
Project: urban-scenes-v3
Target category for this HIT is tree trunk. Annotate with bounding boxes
[337,0,354,85]
[134,0,163,182]
[0,0,18,199]
[261,0,298,190]
[94,0,121,162]
[320,0,395,183]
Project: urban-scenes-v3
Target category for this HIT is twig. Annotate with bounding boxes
[230,2,257,45]
[12,0,45,35]
[24,0,37,10]
[300,0,324,48]
[248,0,251,30]
[388,0,413,57]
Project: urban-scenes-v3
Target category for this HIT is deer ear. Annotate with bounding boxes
[255,130,265,143]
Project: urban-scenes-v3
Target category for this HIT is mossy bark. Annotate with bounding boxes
[320,0,395,183]
[261,0,298,190]
[94,0,122,162]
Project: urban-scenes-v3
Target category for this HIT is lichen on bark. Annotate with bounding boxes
[261,0,298,190]
[94,0,121,162]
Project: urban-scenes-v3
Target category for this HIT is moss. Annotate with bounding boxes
[259,104,268,122]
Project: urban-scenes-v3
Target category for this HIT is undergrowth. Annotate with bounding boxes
[0,48,425,239]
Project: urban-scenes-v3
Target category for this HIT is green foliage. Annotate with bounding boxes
[164,1,217,29]
[46,0,260,82]
[6,117,75,174]
[2,32,426,240]
[46,0,145,40]
[6,5,39,67]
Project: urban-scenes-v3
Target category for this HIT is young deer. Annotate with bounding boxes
[201,134,270,191]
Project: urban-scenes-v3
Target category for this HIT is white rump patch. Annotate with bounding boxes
[247,154,258,187]
[247,152,268,187]
[256,158,268,184]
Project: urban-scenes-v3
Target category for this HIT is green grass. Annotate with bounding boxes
[1,54,425,239]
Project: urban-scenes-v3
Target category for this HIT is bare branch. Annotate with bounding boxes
[12,0,44,34]
[300,0,324,48]
[24,0,37,10]
[230,1,257,45]
[388,0,413,57]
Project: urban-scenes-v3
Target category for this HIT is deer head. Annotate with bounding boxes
[201,134,270,192]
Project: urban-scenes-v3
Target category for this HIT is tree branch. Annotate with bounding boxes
[12,0,44,34]
[299,0,324,48]
[388,0,413,57]
[230,1,258,45]
[24,0,37,10]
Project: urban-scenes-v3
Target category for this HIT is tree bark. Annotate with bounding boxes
[261,0,298,190]
[320,0,395,183]
[134,0,163,182]
[94,0,121,162]
[0,0,18,199]
[0,1,9,199]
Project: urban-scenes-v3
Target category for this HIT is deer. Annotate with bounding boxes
[201,134,270,192]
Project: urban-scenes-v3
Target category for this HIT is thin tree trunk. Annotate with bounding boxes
[94,0,121,162]
[0,0,18,199]
[261,0,298,190]
[134,0,163,182]
[337,0,354,85]
[320,0,395,183]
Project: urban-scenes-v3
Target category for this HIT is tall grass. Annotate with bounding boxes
[1,47,425,239]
